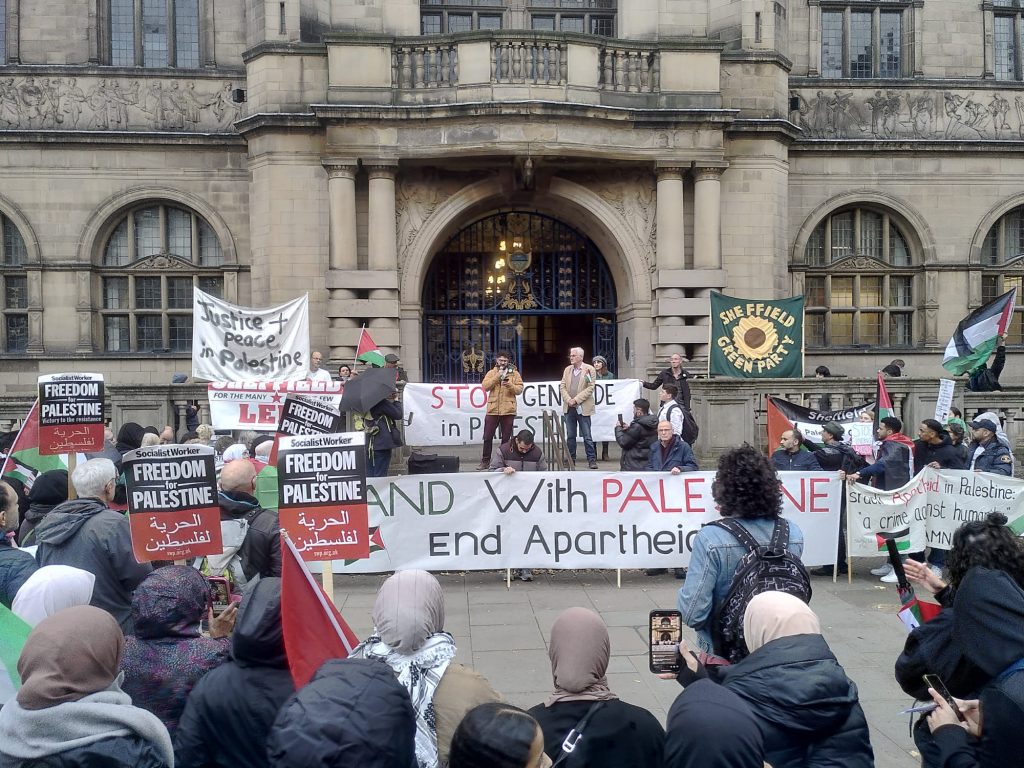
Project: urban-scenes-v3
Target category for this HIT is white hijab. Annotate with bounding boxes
[12,566,96,627]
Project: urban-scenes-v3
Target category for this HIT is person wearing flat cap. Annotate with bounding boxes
[968,418,1013,476]
[384,353,408,384]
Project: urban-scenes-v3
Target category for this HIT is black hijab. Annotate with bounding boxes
[115,422,145,455]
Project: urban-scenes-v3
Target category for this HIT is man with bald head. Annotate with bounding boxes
[645,420,699,474]
[213,457,281,582]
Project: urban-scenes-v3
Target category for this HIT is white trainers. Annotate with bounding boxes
[880,569,900,584]
[871,564,893,577]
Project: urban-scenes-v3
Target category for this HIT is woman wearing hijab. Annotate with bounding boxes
[115,422,146,457]
[675,591,872,768]
[664,679,764,768]
[221,444,248,463]
[17,468,68,545]
[0,605,174,768]
[174,577,294,768]
[12,564,95,626]
[352,570,501,768]
[527,607,664,767]
[449,703,551,768]
[121,567,235,735]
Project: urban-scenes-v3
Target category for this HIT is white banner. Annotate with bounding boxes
[207,381,344,431]
[934,379,956,422]
[332,471,841,572]
[402,379,644,446]
[847,468,1024,557]
[192,289,310,382]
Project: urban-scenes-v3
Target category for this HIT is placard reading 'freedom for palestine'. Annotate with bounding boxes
[277,432,369,561]
[277,393,344,436]
[123,444,222,562]
[37,373,105,454]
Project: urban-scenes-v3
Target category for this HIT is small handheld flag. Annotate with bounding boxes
[355,327,386,368]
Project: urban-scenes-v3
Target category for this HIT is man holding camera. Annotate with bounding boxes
[478,351,524,470]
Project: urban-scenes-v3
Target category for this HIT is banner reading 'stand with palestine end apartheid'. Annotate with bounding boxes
[709,292,804,378]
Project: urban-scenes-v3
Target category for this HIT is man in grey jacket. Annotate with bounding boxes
[34,457,152,632]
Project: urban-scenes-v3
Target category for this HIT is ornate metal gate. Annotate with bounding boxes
[422,212,617,383]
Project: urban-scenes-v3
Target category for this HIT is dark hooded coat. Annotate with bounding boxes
[217,490,281,581]
[614,414,658,471]
[913,434,966,474]
[115,423,145,457]
[932,567,1024,768]
[173,577,295,768]
[33,497,152,632]
[718,633,874,768]
[18,469,68,545]
[0,535,36,608]
[121,567,230,735]
[267,658,417,768]
[664,679,764,768]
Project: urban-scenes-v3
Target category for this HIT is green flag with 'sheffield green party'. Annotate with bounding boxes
[709,292,804,378]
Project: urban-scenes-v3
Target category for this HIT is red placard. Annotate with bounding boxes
[277,433,369,561]
[123,444,222,562]
[37,373,105,454]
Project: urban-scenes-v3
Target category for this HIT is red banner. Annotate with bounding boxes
[277,433,369,561]
[123,444,222,562]
[207,380,344,431]
[37,373,105,454]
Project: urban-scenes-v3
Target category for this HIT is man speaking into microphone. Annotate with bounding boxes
[478,351,524,470]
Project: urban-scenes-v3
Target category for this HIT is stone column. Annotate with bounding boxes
[366,161,401,349]
[324,160,359,272]
[324,159,360,364]
[654,164,686,361]
[25,268,43,353]
[75,269,93,353]
[693,166,725,270]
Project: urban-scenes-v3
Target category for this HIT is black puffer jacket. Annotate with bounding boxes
[34,497,152,632]
[217,491,281,581]
[913,435,965,474]
[6,736,170,768]
[267,658,416,768]
[932,568,1024,768]
[615,414,659,471]
[718,633,874,768]
[174,577,295,768]
[0,536,37,608]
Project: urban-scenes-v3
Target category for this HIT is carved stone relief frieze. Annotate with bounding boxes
[563,171,657,260]
[0,76,242,133]
[792,87,1024,142]
[395,169,497,261]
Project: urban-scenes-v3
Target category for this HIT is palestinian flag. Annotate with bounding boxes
[355,327,385,368]
[1,400,66,491]
[875,374,895,432]
[876,532,911,552]
[280,532,360,688]
[344,526,385,567]
[0,604,31,702]
[943,288,1017,375]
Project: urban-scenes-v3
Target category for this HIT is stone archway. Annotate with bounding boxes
[398,174,655,379]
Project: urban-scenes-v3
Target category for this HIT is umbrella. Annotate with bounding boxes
[337,367,397,413]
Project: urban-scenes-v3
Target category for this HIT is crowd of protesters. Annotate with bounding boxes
[1,344,1023,768]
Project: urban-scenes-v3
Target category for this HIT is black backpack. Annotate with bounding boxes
[665,402,700,446]
[707,518,812,664]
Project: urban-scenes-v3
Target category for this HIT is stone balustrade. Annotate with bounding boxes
[392,41,459,90]
[491,38,567,86]
[599,44,659,94]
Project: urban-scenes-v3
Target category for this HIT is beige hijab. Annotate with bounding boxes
[545,607,619,706]
[372,569,446,653]
[743,592,821,654]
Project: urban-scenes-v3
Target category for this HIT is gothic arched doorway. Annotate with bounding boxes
[422,212,617,383]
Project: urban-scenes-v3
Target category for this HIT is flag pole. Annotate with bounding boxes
[353,324,366,371]
[322,560,335,607]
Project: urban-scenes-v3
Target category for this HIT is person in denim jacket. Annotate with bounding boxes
[677,445,804,654]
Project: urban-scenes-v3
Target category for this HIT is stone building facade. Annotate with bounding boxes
[0,0,1023,389]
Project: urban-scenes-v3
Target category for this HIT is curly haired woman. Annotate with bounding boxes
[676,444,804,655]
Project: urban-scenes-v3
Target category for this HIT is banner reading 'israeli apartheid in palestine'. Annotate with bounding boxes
[847,467,1024,558]
[709,292,804,378]
[192,289,310,382]
[331,471,841,572]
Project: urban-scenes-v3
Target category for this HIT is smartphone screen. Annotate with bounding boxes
[208,577,232,613]
[649,610,683,674]
[923,674,965,721]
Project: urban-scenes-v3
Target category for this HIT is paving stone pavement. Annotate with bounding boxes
[333,561,924,768]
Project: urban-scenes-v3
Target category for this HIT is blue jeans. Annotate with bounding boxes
[368,448,392,478]
[563,410,595,463]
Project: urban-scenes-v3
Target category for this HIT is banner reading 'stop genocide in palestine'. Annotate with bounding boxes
[37,373,105,454]
[709,292,804,378]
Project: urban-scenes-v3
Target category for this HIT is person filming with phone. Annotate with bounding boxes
[478,351,524,471]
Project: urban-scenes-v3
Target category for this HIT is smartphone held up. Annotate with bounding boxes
[649,610,682,674]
